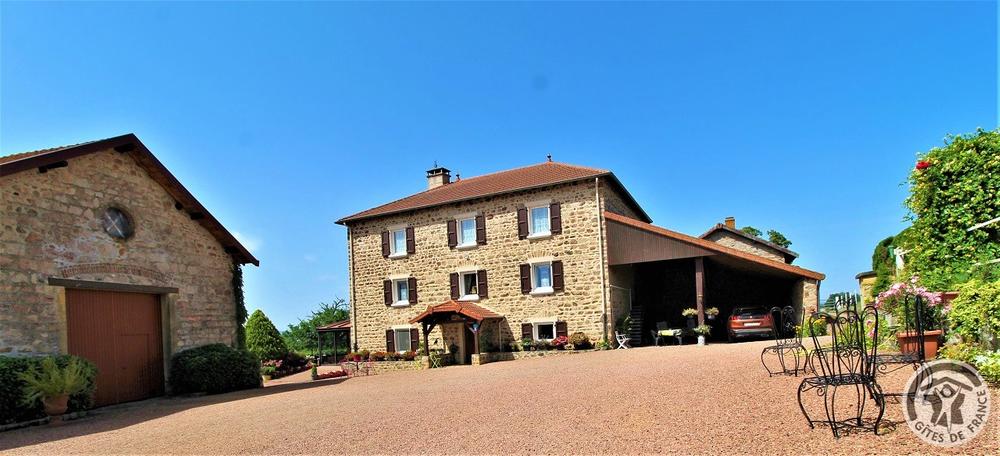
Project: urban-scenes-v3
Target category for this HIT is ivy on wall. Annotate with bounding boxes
[232,262,247,349]
[871,235,896,298]
[903,128,1000,290]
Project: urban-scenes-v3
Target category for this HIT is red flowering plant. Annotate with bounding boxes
[551,336,569,350]
[915,160,932,170]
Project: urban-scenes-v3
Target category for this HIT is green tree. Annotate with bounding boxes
[871,235,896,298]
[767,230,792,248]
[282,299,350,355]
[904,128,1000,290]
[740,226,762,237]
[245,309,287,360]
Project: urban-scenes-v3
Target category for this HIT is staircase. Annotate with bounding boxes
[628,304,644,346]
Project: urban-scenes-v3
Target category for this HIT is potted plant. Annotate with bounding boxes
[261,365,277,382]
[682,308,699,328]
[705,307,720,321]
[19,357,89,424]
[875,275,944,360]
[551,336,569,350]
[693,324,712,346]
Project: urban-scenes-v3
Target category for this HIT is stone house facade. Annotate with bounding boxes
[339,161,825,360]
[0,134,257,405]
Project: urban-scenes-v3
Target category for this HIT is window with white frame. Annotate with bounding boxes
[389,229,406,256]
[528,206,550,236]
[534,321,556,341]
[392,278,409,306]
[531,262,553,294]
[459,271,479,300]
[393,328,412,352]
[457,218,476,247]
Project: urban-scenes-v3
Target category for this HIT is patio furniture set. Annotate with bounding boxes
[759,295,936,438]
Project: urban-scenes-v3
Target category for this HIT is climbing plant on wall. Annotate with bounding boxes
[232,262,247,349]
[904,128,1000,290]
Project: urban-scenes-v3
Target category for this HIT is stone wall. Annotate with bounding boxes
[795,279,819,312]
[472,348,588,365]
[346,178,639,353]
[704,231,786,263]
[1,148,238,355]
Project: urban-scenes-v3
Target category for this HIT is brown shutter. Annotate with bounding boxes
[383,280,393,305]
[477,270,488,298]
[552,260,564,292]
[556,321,568,338]
[408,277,418,304]
[447,220,458,248]
[521,323,533,340]
[381,231,390,258]
[550,202,562,234]
[519,264,531,294]
[449,273,460,300]
[386,329,395,352]
[409,328,420,352]
[475,215,487,245]
[405,227,416,254]
[516,207,528,239]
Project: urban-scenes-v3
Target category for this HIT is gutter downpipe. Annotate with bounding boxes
[596,177,610,343]
[348,224,359,351]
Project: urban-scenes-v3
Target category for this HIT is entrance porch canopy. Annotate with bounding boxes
[410,300,502,356]
[315,319,350,364]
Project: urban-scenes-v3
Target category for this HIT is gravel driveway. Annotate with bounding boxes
[3,339,997,454]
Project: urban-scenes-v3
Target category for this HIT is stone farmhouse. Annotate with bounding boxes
[0,134,258,406]
[337,160,824,363]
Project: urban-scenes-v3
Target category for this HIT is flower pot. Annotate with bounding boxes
[697,335,706,346]
[706,314,716,321]
[262,374,272,382]
[42,394,69,422]
[896,329,943,360]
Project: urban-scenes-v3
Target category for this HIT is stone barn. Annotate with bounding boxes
[0,134,258,406]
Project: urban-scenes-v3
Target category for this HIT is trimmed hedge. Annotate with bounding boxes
[0,355,97,425]
[168,344,261,395]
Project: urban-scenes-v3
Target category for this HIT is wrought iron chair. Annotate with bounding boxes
[761,306,809,376]
[870,295,934,398]
[797,307,886,438]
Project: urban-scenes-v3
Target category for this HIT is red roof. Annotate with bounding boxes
[604,211,825,280]
[316,319,351,331]
[337,161,650,224]
[410,300,503,324]
[0,134,259,266]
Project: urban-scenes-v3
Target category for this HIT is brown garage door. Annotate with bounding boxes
[66,288,164,407]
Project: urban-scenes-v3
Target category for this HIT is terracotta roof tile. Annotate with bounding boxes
[0,138,107,165]
[316,319,351,331]
[337,161,650,223]
[410,300,503,324]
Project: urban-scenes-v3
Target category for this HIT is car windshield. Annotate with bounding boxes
[734,307,767,318]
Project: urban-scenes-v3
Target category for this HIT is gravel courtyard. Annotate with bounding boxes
[3,339,997,455]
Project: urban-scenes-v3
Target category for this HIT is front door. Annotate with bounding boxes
[462,326,475,364]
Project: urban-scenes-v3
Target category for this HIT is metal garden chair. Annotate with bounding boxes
[761,306,809,376]
[797,307,886,438]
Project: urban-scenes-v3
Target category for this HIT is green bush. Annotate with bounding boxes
[947,279,1000,347]
[797,318,828,337]
[245,309,288,361]
[0,355,97,425]
[973,351,1000,385]
[938,342,984,364]
[168,344,261,395]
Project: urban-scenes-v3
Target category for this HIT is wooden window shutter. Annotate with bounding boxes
[408,277,418,304]
[447,220,458,248]
[516,207,528,239]
[405,227,416,254]
[475,215,487,245]
[556,321,568,338]
[383,280,393,306]
[519,264,531,294]
[449,273,460,300]
[550,202,562,234]
[476,270,488,298]
[381,231,390,258]
[552,260,565,291]
[386,329,395,352]
[409,328,420,352]
[521,323,533,340]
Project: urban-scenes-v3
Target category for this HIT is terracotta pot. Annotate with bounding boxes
[896,329,943,360]
[42,394,69,419]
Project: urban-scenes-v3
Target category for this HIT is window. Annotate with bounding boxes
[459,271,478,300]
[393,328,411,352]
[390,229,406,256]
[458,218,476,246]
[392,279,409,306]
[535,323,555,340]
[529,206,550,236]
[532,262,553,294]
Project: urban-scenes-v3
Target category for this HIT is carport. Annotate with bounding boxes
[603,212,825,345]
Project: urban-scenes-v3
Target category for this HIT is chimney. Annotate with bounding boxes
[426,166,451,189]
[724,216,736,229]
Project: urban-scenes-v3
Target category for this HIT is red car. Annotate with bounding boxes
[727,306,775,342]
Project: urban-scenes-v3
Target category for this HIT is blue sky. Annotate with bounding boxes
[2,2,996,329]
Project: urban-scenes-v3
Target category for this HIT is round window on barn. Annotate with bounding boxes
[101,207,134,240]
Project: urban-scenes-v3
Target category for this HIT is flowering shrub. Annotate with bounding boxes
[315,370,348,380]
[369,351,387,362]
[568,332,591,349]
[401,351,417,361]
[947,278,1000,346]
[681,308,699,318]
[551,336,569,350]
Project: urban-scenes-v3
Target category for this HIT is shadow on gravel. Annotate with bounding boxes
[0,377,348,451]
